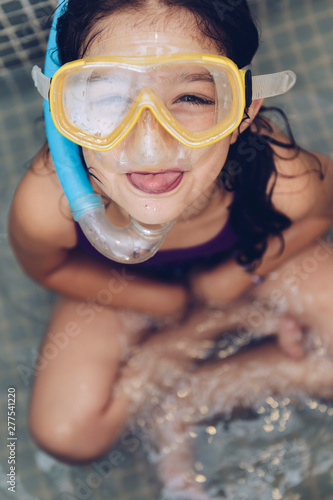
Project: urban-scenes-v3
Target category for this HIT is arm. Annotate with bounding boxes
[8,147,187,317]
[191,216,333,304]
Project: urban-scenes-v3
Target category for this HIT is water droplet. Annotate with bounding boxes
[272,488,282,499]
[194,461,203,471]
[177,388,189,398]
[319,404,327,413]
[266,396,279,408]
[270,410,280,421]
[206,426,217,435]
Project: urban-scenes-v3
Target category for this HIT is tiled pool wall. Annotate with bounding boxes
[252,0,333,156]
[0,0,54,73]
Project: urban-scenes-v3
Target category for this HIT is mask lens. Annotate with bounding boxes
[62,66,135,139]
[158,62,235,134]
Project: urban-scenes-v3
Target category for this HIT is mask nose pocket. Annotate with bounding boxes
[127,108,176,165]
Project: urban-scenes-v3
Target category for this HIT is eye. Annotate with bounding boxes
[175,94,215,106]
[87,78,133,107]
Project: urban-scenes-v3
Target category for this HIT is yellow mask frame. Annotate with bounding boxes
[33,52,296,152]
[47,53,247,151]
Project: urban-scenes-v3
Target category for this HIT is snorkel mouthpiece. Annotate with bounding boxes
[71,194,174,262]
[43,0,173,263]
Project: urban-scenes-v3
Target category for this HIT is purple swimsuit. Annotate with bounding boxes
[75,216,239,282]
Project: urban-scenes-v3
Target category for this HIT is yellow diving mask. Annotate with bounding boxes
[33,52,296,172]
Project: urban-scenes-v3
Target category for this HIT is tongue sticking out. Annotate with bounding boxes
[128,171,183,194]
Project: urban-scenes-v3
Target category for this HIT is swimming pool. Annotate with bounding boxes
[0,0,332,498]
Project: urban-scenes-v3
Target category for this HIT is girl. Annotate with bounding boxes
[8,0,333,474]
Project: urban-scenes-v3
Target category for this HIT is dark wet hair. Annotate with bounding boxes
[56,0,321,267]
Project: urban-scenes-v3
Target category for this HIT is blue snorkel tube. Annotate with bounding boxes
[39,0,173,263]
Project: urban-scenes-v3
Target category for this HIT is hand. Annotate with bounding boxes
[190,262,310,359]
[275,315,308,359]
[146,303,309,361]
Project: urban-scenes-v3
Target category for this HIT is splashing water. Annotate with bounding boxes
[113,324,333,500]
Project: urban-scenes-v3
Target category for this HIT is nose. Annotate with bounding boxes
[126,108,175,165]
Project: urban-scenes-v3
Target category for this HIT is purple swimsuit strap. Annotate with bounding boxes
[139,217,239,265]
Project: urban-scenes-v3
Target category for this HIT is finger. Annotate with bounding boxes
[277,316,306,359]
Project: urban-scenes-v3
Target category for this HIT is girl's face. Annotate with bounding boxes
[82,7,234,225]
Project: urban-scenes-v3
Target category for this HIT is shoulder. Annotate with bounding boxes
[265,125,333,222]
[8,144,78,252]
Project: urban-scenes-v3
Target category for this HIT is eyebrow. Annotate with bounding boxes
[176,72,215,83]
[90,72,127,83]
